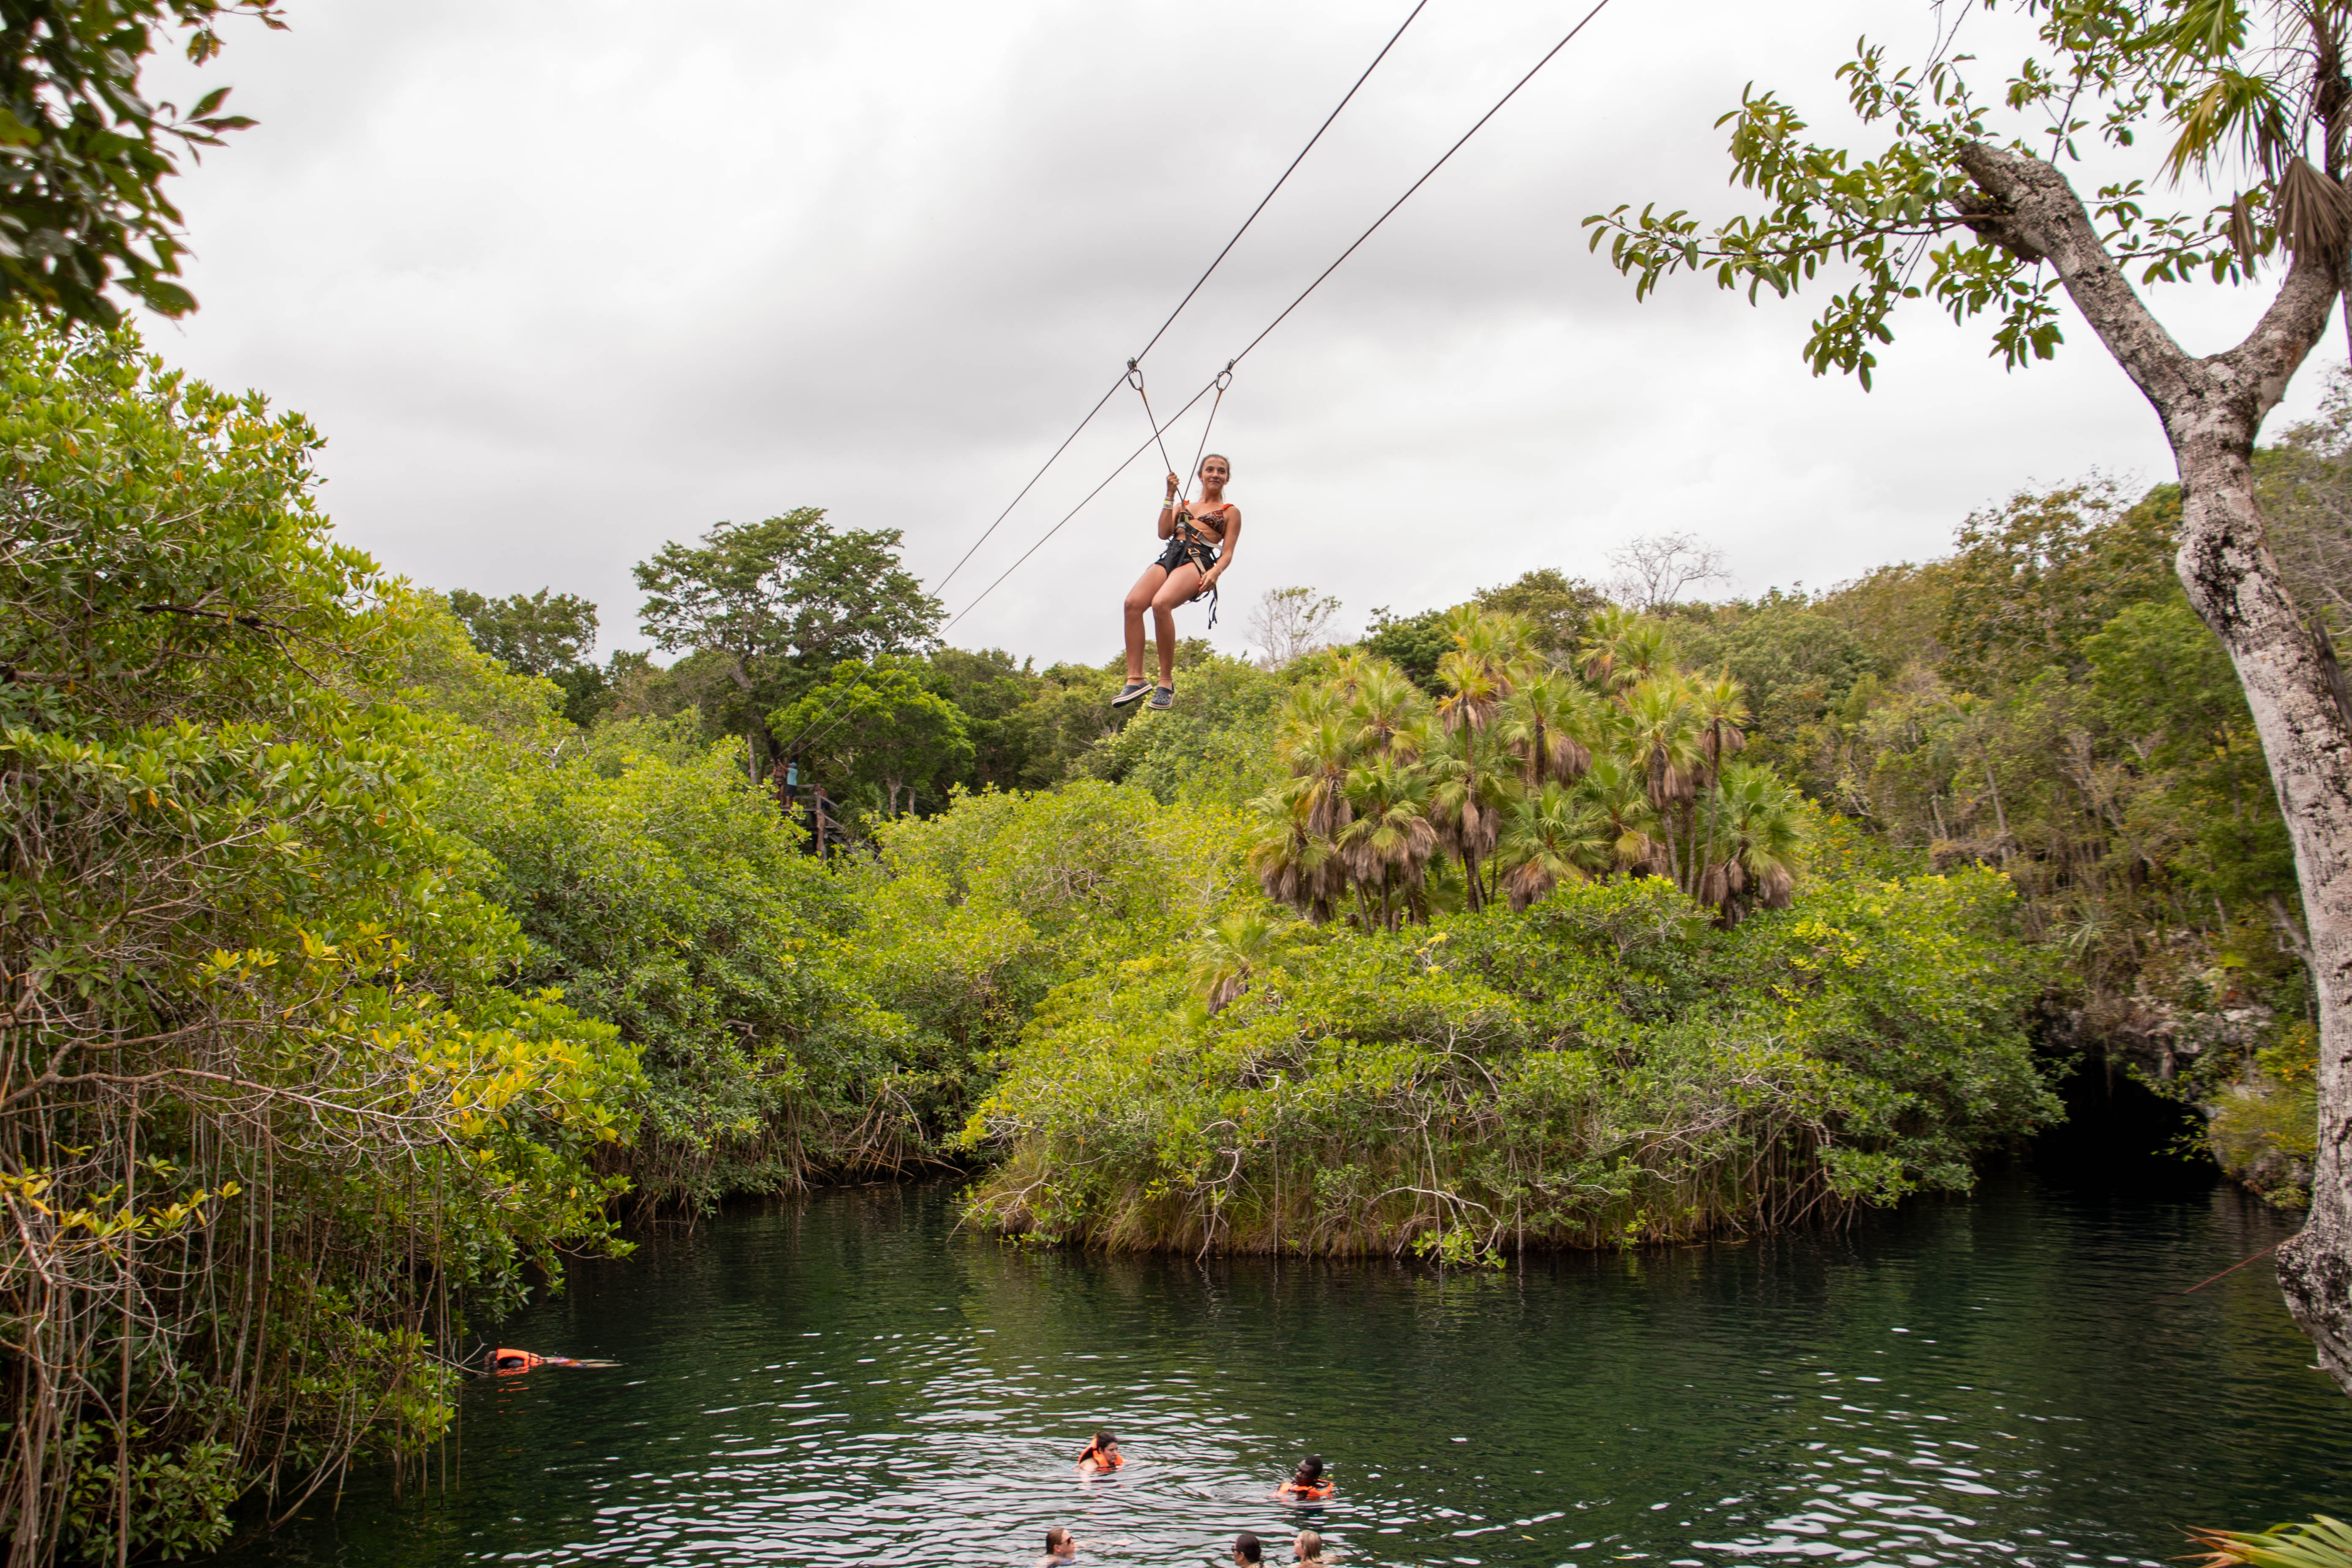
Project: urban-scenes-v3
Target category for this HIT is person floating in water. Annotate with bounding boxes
[1115,454,1241,711]
[1273,1455,1333,1501]
[1230,1532,1266,1566]
[485,1348,615,1373]
[1292,1530,1329,1564]
[1075,1428,1124,1474]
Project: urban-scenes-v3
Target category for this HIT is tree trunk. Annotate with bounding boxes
[1955,139,2352,1393]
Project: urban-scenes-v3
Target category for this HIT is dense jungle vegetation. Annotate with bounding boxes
[4,311,2340,1556]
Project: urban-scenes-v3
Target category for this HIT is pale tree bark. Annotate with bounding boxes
[1957,140,2352,1392]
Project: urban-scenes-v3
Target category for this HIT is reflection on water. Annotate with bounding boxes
[210,1168,2347,1568]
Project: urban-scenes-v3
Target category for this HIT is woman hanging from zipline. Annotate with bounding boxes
[1113,453,1241,710]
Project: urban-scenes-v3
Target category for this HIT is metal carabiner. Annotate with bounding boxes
[1126,358,1146,391]
[1214,360,1235,391]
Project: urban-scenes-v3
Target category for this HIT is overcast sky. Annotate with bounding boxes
[136,0,2343,666]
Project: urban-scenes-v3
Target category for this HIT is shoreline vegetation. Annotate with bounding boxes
[3,314,2333,1552]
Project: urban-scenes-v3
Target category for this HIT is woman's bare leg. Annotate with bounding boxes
[1122,565,1168,682]
[1151,564,1205,687]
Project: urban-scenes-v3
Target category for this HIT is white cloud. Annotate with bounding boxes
[139,0,2337,664]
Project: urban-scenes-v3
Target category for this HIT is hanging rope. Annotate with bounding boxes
[943,377,1220,633]
[1179,363,1236,629]
[1126,359,1180,483]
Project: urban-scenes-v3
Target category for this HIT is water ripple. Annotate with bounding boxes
[206,1173,2349,1568]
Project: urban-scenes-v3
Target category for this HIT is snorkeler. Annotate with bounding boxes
[1076,1428,1124,1474]
[1114,455,1242,711]
[1273,1455,1333,1501]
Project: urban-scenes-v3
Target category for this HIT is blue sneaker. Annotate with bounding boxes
[1111,680,1152,707]
[1149,685,1174,710]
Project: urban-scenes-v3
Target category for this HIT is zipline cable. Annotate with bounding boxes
[950,0,1622,629]
[945,378,1218,634]
[930,0,1429,602]
[782,2,1431,766]
[788,380,1221,763]
[1225,0,1618,372]
[929,372,1125,598]
[789,0,1621,768]
[1127,0,1432,368]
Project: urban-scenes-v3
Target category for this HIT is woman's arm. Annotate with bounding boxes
[1202,508,1241,586]
[1158,472,1180,540]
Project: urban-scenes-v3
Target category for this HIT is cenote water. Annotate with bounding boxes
[212,1144,2348,1568]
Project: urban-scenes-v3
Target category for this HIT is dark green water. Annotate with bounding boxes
[218,1165,2346,1568]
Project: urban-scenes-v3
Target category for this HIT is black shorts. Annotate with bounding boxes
[1155,536,1218,576]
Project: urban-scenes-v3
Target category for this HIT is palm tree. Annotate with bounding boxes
[1191,909,1291,1014]
[1429,609,1541,910]
[1247,781,1343,922]
[1277,713,1356,844]
[1341,754,1439,930]
[1579,607,1675,697]
[1494,781,1614,911]
[1497,671,1598,789]
[1690,671,1750,883]
[1434,647,1507,910]
[1575,754,1663,875]
[1578,603,1640,691]
[1349,659,1434,761]
[1619,673,1704,889]
[1703,761,1805,926]
[1322,646,1379,700]
[1252,706,1361,922]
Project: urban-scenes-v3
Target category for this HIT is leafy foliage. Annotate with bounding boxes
[447,585,611,727]
[1582,1,2352,384]
[1250,610,1806,931]
[2186,1516,2352,1568]
[0,320,639,1558]
[963,865,2053,1258]
[770,657,974,818]
[634,509,943,774]
[0,0,275,326]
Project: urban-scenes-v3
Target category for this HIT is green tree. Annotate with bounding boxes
[921,647,1047,789]
[1494,781,1612,912]
[635,508,942,777]
[1938,480,2180,689]
[1584,0,2352,1383]
[447,585,611,726]
[1674,591,1881,764]
[1473,567,1607,655]
[0,1,274,326]
[771,659,975,818]
[0,320,637,1558]
[1362,604,1451,690]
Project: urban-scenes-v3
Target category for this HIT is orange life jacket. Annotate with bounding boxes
[490,1348,544,1372]
[1281,1479,1334,1500]
[1079,1444,1124,1470]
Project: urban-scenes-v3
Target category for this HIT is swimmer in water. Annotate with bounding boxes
[1076,1429,1124,1475]
[1231,1533,1266,1566]
[1037,1524,1129,1565]
[1293,1530,1328,1563]
[1272,1455,1333,1501]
